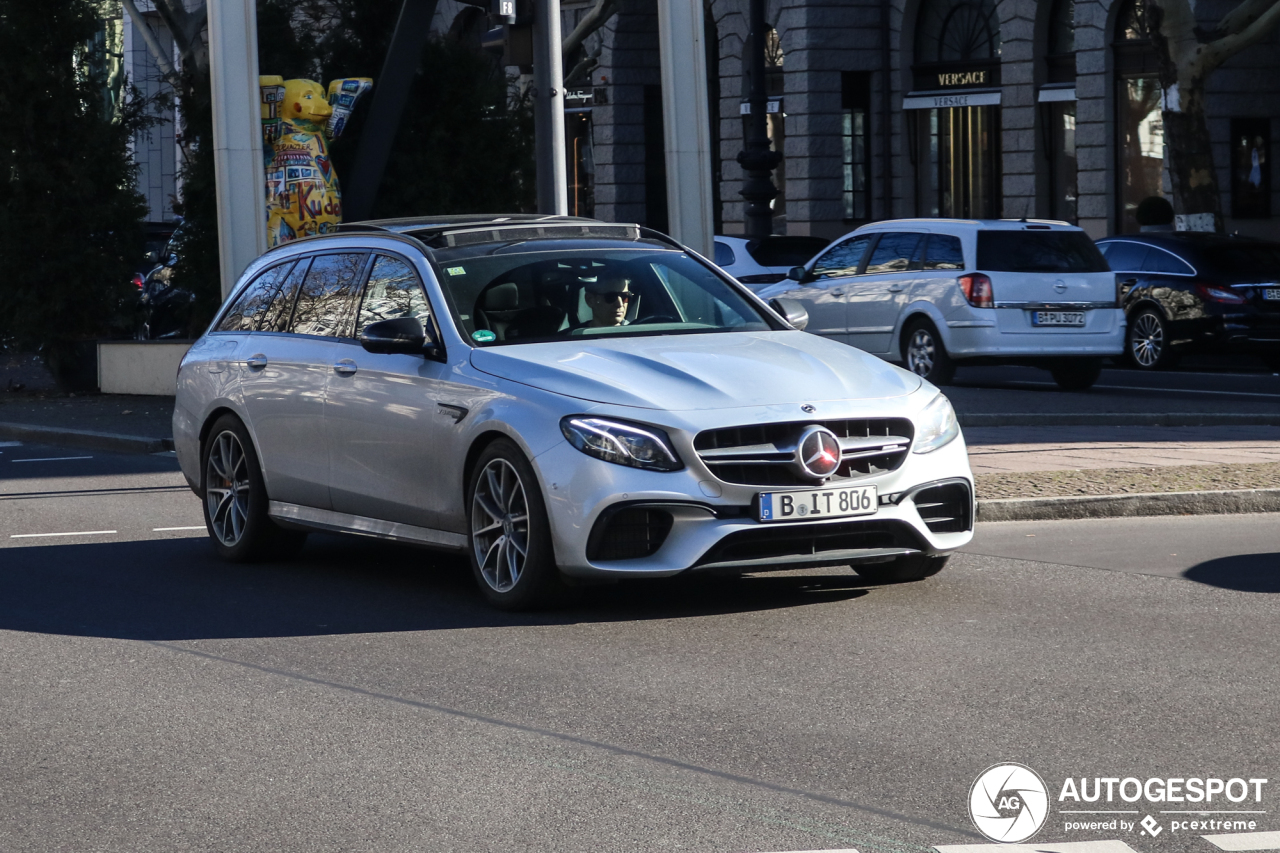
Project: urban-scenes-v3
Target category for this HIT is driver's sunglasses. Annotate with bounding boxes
[597,291,633,303]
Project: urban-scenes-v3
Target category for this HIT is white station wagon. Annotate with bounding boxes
[759,219,1125,390]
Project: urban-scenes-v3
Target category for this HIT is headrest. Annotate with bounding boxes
[482,282,520,311]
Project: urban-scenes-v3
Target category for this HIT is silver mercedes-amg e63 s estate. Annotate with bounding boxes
[174,216,974,609]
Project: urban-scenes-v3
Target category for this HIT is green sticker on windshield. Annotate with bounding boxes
[472,329,496,343]
[446,266,466,276]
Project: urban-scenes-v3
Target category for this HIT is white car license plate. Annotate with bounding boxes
[1032,310,1085,326]
[1264,288,1280,301]
[758,484,877,522]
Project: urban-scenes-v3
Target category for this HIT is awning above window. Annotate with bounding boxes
[902,88,1001,110]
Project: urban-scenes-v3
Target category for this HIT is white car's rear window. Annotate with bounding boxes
[977,231,1109,273]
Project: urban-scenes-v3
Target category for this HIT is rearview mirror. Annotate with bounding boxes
[786,266,810,283]
[360,316,442,358]
[769,298,809,331]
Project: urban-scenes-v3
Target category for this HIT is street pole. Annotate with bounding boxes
[534,0,568,215]
[656,0,714,257]
[207,0,268,301]
[736,0,779,241]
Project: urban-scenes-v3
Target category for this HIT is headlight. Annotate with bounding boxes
[912,393,960,454]
[560,417,683,471]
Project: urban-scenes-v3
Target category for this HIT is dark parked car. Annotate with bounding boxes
[1096,233,1280,371]
[135,226,195,340]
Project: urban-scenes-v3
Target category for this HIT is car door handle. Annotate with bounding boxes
[887,284,907,292]
[831,289,844,297]
[332,359,358,376]
[244,354,267,369]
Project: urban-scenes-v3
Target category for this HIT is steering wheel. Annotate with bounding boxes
[634,314,679,325]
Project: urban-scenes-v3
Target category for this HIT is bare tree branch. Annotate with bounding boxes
[1215,0,1280,39]
[562,0,616,60]
[121,0,176,76]
[1202,0,1280,73]
[150,0,209,72]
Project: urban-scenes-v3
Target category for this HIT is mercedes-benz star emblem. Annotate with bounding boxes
[795,426,841,479]
[801,404,816,413]
[1053,279,1068,294]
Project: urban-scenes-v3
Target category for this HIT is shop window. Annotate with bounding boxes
[842,72,871,222]
[1114,0,1164,233]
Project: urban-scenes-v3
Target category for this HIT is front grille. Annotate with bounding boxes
[694,419,914,487]
[586,507,675,561]
[694,519,926,567]
[911,481,973,534]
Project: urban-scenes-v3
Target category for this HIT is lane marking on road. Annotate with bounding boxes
[0,441,22,447]
[153,526,205,532]
[936,841,1142,853]
[10,530,117,539]
[12,456,93,463]
[1203,832,1280,851]
[990,380,1280,399]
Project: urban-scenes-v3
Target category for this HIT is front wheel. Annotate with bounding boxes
[1050,357,1103,391]
[201,414,306,561]
[467,439,566,610]
[901,319,956,385]
[855,554,949,584]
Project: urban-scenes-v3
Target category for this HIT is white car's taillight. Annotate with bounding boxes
[959,273,994,308]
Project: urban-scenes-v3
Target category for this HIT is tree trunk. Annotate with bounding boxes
[1160,103,1225,232]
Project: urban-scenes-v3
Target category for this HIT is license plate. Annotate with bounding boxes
[1265,288,1280,301]
[1032,310,1085,326]
[758,484,877,522]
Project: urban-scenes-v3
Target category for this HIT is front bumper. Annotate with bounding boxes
[534,430,974,579]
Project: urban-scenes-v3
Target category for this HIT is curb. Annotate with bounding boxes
[958,413,1280,427]
[0,421,173,455]
[978,488,1280,522]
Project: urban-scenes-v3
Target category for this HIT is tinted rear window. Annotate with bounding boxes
[1202,244,1280,277]
[977,231,1109,273]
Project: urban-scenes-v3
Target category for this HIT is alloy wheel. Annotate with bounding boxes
[471,458,530,593]
[907,329,936,376]
[205,430,251,547]
[1131,312,1164,368]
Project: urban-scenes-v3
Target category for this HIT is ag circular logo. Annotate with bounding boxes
[968,763,1050,843]
[795,426,841,479]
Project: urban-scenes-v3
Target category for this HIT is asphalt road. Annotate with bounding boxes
[1,444,1277,853]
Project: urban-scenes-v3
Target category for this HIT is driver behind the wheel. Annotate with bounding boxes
[581,275,633,328]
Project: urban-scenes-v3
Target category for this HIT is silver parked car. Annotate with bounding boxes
[174,216,974,609]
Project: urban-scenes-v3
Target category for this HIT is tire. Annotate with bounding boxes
[856,553,949,583]
[466,438,566,610]
[901,319,957,385]
[1050,357,1103,391]
[1126,307,1176,370]
[201,414,307,562]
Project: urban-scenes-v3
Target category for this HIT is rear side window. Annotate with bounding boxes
[812,235,873,279]
[713,241,736,267]
[922,235,965,270]
[259,259,311,333]
[1099,241,1149,272]
[1144,247,1195,275]
[864,233,923,274]
[749,236,830,267]
[1202,244,1280,276]
[978,231,1109,273]
[290,253,369,337]
[357,255,432,335]
[216,261,295,332]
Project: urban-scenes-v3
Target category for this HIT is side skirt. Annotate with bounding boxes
[268,501,468,551]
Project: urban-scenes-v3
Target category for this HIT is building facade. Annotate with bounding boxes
[580,0,1280,240]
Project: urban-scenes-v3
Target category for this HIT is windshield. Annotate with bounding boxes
[976,230,1110,273]
[431,247,775,346]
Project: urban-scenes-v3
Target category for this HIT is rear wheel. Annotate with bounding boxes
[1127,307,1178,370]
[855,554,949,583]
[902,319,956,385]
[467,439,566,610]
[201,415,306,561]
[1050,357,1103,391]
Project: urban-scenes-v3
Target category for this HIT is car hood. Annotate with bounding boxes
[469,331,922,410]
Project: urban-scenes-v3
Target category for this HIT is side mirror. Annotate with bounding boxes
[769,297,809,331]
[787,266,810,283]
[145,250,159,264]
[360,316,441,358]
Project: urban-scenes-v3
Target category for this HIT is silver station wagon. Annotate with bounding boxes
[174,216,974,609]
